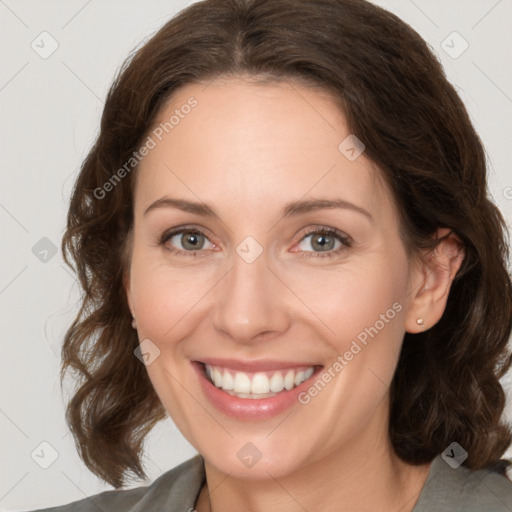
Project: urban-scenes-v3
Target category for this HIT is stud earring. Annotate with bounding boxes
[416,317,425,327]
[131,317,137,329]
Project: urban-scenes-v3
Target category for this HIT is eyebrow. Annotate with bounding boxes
[143,196,373,222]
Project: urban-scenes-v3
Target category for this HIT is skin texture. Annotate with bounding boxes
[125,76,464,512]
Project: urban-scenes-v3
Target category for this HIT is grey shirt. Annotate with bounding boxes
[26,454,512,511]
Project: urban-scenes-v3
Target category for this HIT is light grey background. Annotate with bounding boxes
[1,0,511,510]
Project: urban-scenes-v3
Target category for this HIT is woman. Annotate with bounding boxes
[29,0,512,510]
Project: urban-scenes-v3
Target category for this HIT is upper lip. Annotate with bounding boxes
[197,358,322,372]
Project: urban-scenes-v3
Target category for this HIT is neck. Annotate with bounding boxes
[194,409,432,512]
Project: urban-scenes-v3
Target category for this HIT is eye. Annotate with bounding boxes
[294,227,352,258]
[159,226,352,258]
[160,227,216,256]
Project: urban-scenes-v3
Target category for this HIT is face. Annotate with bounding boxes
[125,76,420,479]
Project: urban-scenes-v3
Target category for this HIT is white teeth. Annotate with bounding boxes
[222,370,234,391]
[234,372,251,394]
[294,370,305,386]
[269,372,284,392]
[251,373,270,394]
[212,367,223,387]
[284,370,295,390]
[204,364,317,397]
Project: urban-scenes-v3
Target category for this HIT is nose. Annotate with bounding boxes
[211,247,292,344]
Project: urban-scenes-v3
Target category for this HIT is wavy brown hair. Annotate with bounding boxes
[60,0,512,488]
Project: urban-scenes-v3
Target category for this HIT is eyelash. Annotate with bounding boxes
[159,225,352,259]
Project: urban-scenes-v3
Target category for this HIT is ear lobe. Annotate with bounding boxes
[405,228,465,333]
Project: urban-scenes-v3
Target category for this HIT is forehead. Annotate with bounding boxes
[134,77,394,225]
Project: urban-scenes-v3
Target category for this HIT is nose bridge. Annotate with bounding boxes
[212,241,290,342]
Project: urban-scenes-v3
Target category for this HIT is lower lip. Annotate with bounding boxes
[192,362,323,421]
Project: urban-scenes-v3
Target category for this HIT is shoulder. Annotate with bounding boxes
[23,454,205,512]
[413,455,512,512]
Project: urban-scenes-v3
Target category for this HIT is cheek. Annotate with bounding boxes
[128,256,204,430]
[284,256,407,350]
[330,265,408,394]
[129,249,179,334]
[132,276,195,345]
[128,249,217,348]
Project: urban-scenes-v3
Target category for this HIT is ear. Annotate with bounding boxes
[124,270,135,318]
[405,228,465,333]
[122,230,135,318]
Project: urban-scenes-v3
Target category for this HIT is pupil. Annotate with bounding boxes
[313,233,333,251]
[183,232,202,250]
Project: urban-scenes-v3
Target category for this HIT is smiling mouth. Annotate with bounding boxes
[199,362,322,399]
